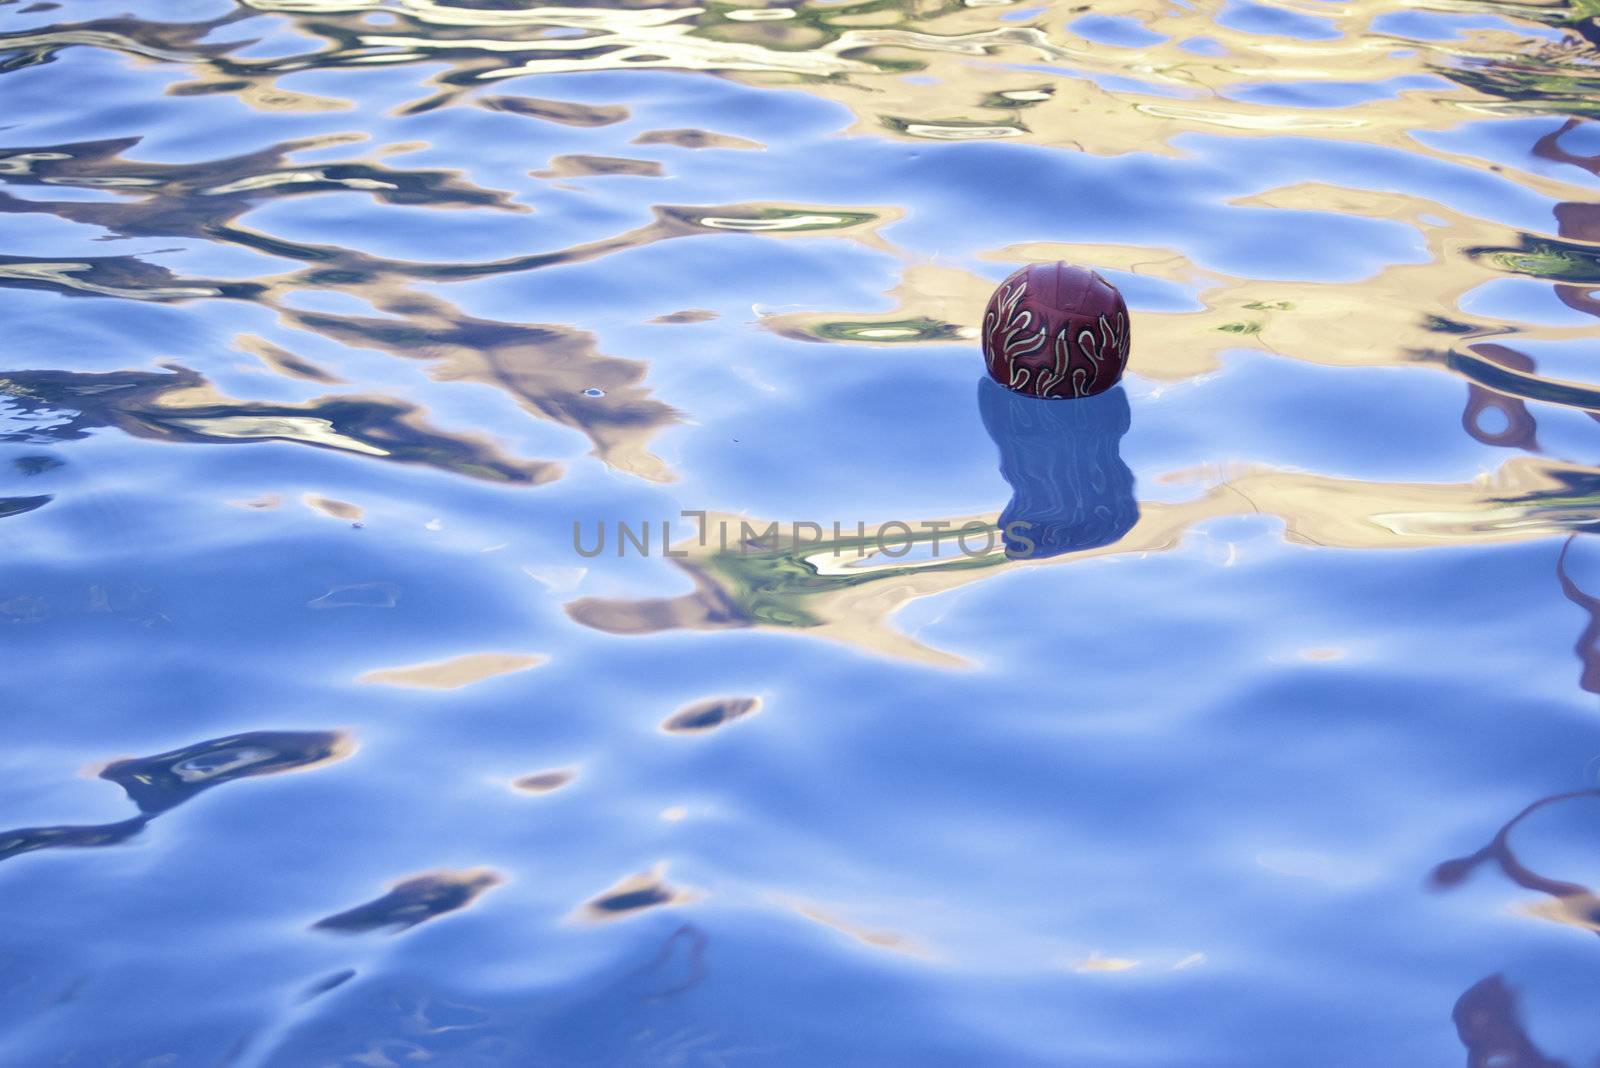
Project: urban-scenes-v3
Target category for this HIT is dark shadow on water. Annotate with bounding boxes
[0,366,558,484]
[1433,784,1598,1065]
[0,730,352,864]
[660,695,761,734]
[0,494,49,519]
[0,135,524,239]
[1452,119,1600,452]
[579,867,691,922]
[623,924,708,1000]
[1430,786,1600,927]
[0,8,246,76]
[1454,975,1567,1068]
[1460,343,1541,452]
[1532,120,1600,321]
[0,252,263,303]
[563,383,1144,648]
[978,376,1138,560]
[1555,536,1600,696]
[313,869,502,935]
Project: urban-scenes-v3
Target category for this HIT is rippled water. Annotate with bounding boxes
[4,0,1600,1063]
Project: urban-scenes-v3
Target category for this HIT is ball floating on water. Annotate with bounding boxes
[981,262,1129,399]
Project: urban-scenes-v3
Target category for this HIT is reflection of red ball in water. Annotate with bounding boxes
[981,262,1130,399]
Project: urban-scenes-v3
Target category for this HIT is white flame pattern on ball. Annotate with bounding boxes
[985,275,1129,398]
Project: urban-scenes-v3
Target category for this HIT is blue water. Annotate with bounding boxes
[4,0,1600,1064]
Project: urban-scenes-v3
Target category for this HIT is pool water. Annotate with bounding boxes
[3,0,1600,1064]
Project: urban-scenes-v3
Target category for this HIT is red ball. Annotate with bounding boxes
[981,262,1130,399]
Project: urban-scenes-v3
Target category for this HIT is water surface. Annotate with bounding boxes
[4,0,1600,1063]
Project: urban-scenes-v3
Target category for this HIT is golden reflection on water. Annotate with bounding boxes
[4,0,1600,631]
[15,0,1587,466]
[355,651,548,689]
[772,896,935,958]
[0,126,903,481]
[763,183,1598,389]
[567,456,1600,665]
[2,0,1595,483]
[132,0,1594,159]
